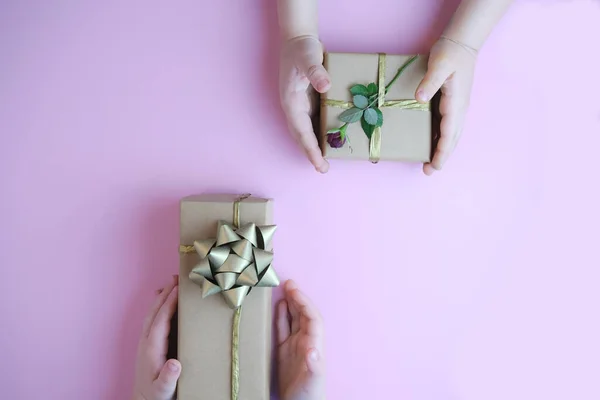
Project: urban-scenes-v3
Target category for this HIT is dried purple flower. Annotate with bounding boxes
[327,131,346,148]
[326,123,348,149]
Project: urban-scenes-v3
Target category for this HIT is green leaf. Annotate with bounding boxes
[361,117,375,139]
[352,95,368,109]
[364,108,378,125]
[349,84,369,96]
[338,107,364,123]
[373,108,384,127]
[367,83,378,96]
[327,128,340,134]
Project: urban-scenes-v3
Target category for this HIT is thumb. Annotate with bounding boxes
[415,58,454,103]
[153,359,181,399]
[293,40,331,93]
[305,348,325,376]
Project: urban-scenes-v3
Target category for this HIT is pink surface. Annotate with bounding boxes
[1,1,600,399]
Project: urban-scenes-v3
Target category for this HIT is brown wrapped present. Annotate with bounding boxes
[320,52,433,163]
[178,194,278,400]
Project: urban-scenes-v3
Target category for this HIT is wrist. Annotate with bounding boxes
[277,0,319,42]
[441,0,514,52]
[284,34,320,45]
[441,24,483,53]
[281,30,319,43]
[438,35,479,58]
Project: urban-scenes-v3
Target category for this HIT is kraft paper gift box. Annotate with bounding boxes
[320,52,434,163]
[178,194,278,400]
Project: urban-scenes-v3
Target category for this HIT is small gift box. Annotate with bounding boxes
[320,52,434,163]
[178,194,278,400]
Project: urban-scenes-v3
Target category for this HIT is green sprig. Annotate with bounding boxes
[326,55,419,143]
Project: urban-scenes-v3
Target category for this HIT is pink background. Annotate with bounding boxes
[1,1,600,399]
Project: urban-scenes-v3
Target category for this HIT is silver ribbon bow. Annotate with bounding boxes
[189,220,279,308]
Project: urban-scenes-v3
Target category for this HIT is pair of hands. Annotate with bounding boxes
[279,35,477,175]
[132,277,325,400]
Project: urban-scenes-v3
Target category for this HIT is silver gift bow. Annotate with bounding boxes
[189,220,279,308]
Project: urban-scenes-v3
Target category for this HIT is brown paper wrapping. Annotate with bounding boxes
[178,194,273,400]
[320,52,433,162]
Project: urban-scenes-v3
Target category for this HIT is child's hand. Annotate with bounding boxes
[416,37,478,175]
[132,276,180,400]
[277,280,326,400]
[279,36,331,174]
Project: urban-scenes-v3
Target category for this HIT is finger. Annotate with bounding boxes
[299,313,323,339]
[436,84,469,169]
[416,58,454,103]
[451,127,464,151]
[430,113,457,171]
[288,296,301,335]
[276,300,291,345]
[286,281,323,336]
[294,296,323,337]
[423,163,436,176]
[143,278,178,337]
[299,63,331,94]
[441,127,463,171]
[153,359,181,399]
[290,286,322,322]
[149,285,179,344]
[425,84,465,175]
[155,277,176,295]
[292,41,331,93]
[286,112,329,173]
[298,128,329,174]
[424,129,453,175]
[285,282,301,334]
[284,279,298,292]
[305,348,326,376]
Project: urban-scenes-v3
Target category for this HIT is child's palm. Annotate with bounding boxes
[279,36,331,173]
[132,277,181,400]
[277,281,326,400]
[415,38,478,175]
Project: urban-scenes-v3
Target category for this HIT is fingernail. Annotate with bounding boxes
[285,280,297,290]
[317,79,329,92]
[316,162,329,174]
[168,361,179,372]
[416,90,428,102]
[309,350,319,361]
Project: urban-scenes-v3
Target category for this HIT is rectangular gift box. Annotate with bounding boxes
[320,52,433,162]
[178,194,274,400]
